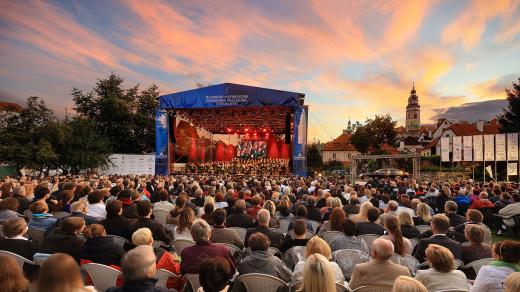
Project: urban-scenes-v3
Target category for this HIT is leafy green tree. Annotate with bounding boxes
[351,125,371,154]
[306,144,323,171]
[351,114,397,154]
[498,77,520,133]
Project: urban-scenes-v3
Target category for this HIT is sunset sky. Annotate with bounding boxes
[1,0,519,142]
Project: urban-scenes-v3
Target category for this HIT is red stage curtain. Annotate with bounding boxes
[279,141,291,159]
[226,144,235,161]
[200,142,205,162]
[189,136,197,161]
[267,137,280,158]
[215,142,226,161]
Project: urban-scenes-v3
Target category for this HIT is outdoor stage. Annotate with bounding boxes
[155,83,308,176]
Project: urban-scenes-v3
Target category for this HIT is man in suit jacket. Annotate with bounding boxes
[0,218,39,276]
[445,201,466,227]
[226,199,255,229]
[414,214,461,262]
[349,238,411,289]
[244,209,283,249]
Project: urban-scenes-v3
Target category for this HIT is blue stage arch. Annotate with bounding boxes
[155,83,308,176]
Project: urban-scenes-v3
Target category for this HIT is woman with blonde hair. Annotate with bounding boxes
[0,255,29,292]
[504,272,520,292]
[263,200,280,228]
[350,201,373,223]
[414,244,469,292]
[398,211,420,239]
[392,276,427,292]
[37,253,96,292]
[298,253,336,292]
[413,203,432,226]
[292,237,344,283]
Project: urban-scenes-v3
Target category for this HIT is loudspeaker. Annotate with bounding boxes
[284,112,291,144]
[168,114,176,144]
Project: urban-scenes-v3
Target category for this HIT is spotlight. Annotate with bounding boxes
[227,128,232,132]
[245,128,249,132]
[263,128,267,132]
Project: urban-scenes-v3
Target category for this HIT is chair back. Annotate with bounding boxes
[453,259,464,269]
[279,219,291,234]
[153,209,169,225]
[32,253,52,266]
[308,220,321,233]
[220,243,243,265]
[152,240,169,249]
[268,246,281,257]
[399,255,420,276]
[81,263,122,292]
[27,228,45,243]
[284,246,305,270]
[110,235,132,248]
[409,238,419,252]
[0,250,37,269]
[352,284,393,292]
[155,268,180,288]
[185,273,201,291]
[320,231,347,245]
[463,258,493,274]
[336,282,350,292]
[236,273,289,292]
[332,249,371,279]
[358,234,379,252]
[52,211,71,219]
[228,227,247,242]
[289,280,302,292]
[415,225,430,234]
[173,239,195,255]
[286,229,314,240]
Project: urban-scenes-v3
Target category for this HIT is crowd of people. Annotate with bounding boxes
[185,158,290,175]
[0,173,519,292]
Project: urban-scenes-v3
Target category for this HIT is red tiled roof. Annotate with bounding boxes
[423,137,440,149]
[0,101,23,113]
[395,126,406,133]
[323,132,357,151]
[447,120,501,136]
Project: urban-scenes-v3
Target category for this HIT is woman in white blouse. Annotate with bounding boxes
[292,237,344,284]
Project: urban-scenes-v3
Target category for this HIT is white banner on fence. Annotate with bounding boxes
[473,135,483,161]
[463,136,473,161]
[441,137,450,162]
[508,163,518,176]
[101,154,155,175]
[484,134,495,161]
[453,136,462,162]
[485,165,494,179]
[495,134,506,161]
[507,133,519,161]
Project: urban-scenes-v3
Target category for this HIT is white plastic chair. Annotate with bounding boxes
[320,231,347,245]
[236,273,289,292]
[352,284,393,292]
[110,235,131,248]
[153,209,169,225]
[81,263,122,292]
[336,282,352,292]
[409,238,419,252]
[279,219,291,234]
[172,239,195,255]
[220,243,243,264]
[0,250,37,270]
[228,227,247,243]
[284,246,305,270]
[155,268,180,288]
[27,228,45,243]
[398,254,420,276]
[332,249,371,279]
[415,225,431,234]
[184,273,201,291]
[358,234,379,252]
[32,253,52,266]
[52,211,71,219]
[308,220,321,233]
[462,258,493,275]
[153,240,169,249]
[453,259,464,269]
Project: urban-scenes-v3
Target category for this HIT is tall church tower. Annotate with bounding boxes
[405,82,420,135]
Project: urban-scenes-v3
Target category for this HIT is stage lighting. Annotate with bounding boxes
[227,128,232,132]
[245,128,249,132]
[263,128,267,132]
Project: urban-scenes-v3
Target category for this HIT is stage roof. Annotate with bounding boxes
[159,83,305,109]
[160,83,305,135]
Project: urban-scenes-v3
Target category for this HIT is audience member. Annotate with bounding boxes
[381,215,412,256]
[497,193,520,235]
[81,224,125,266]
[27,201,56,232]
[414,214,461,262]
[55,190,74,213]
[298,253,336,292]
[210,209,244,248]
[0,198,21,222]
[350,202,373,223]
[0,255,29,292]
[60,200,100,226]
[244,209,283,249]
[413,203,432,226]
[460,224,492,279]
[153,189,174,212]
[453,209,492,244]
[392,276,427,292]
[198,257,234,292]
[292,236,344,283]
[504,272,520,292]
[37,253,96,292]
[398,211,420,239]
[101,200,137,240]
[357,207,385,236]
[318,207,346,234]
[39,216,86,262]
[444,201,466,227]
[226,199,254,228]
[281,219,310,252]
[86,190,107,219]
[0,218,39,276]
[12,185,30,214]
[263,200,280,229]
[131,201,171,244]
[173,207,195,241]
[330,218,368,253]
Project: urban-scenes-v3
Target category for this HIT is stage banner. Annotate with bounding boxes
[453,136,462,162]
[507,133,519,161]
[101,154,155,175]
[473,135,483,162]
[508,163,518,176]
[484,134,495,161]
[155,109,169,175]
[495,134,506,161]
[463,136,472,161]
[441,137,450,162]
[292,105,308,177]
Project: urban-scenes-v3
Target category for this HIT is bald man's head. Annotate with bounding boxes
[371,238,394,260]
[257,209,270,226]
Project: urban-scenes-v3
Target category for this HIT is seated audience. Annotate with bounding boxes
[81,224,125,266]
[39,216,86,262]
[349,238,411,290]
[190,188,204,207]
[469,191,495,209]
[413,203,432,226]
[12,185,30,214]
[246,195,262,219]
[37,253,96,292]
[298,253,336,292]
[107,245,169,292]
[471,240,520,292]
[350,201,373,223]
[225,199,254,229]
[0,255,29,292]
[414,214,461,262]
[244,209,283,249]
[238,232,292,282]
[59,200,100,226]
[118,189,140,220]
[263,200,280,229]
[281,219,309,252]
[198,257,234,292]
[444,201,466,227]
[292,236,344,283]
[214,192,228,210]
[398,212,420,239]
[130,200,171,244]
[504,272,520,292]
[86,190,107,219]
[392,276,427,292]
[306,196,322,222]
[201,203,215,226]
[318,207,346,234]
[27,201,56,232]
[356,207,385,236]
[174,207,195,241]
[288,204,314,232]
[461,224,492,279]
[180,219,235,274]
[153,189,174,212]
[381,215,412,256]
[414,244,470,292]
[497,193,520,235]
[330,218,368,253]
[0,218,39,277]
[101,200,137,240]
[275,199,295,221]
[453,209,492,244]
[55,190,74,213]
[0,198,21,222]
[210,209,243,248]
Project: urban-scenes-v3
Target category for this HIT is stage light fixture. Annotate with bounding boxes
[227,128,232,132]
[245,128,249,132]
[263,128,267,132]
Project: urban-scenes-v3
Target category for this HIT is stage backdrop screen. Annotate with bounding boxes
[237,140,267,159]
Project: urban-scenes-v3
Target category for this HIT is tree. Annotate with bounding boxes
[498,77,520,133]
[72,73,159,153]
[351,114,397,154]
[306,144,323,171]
